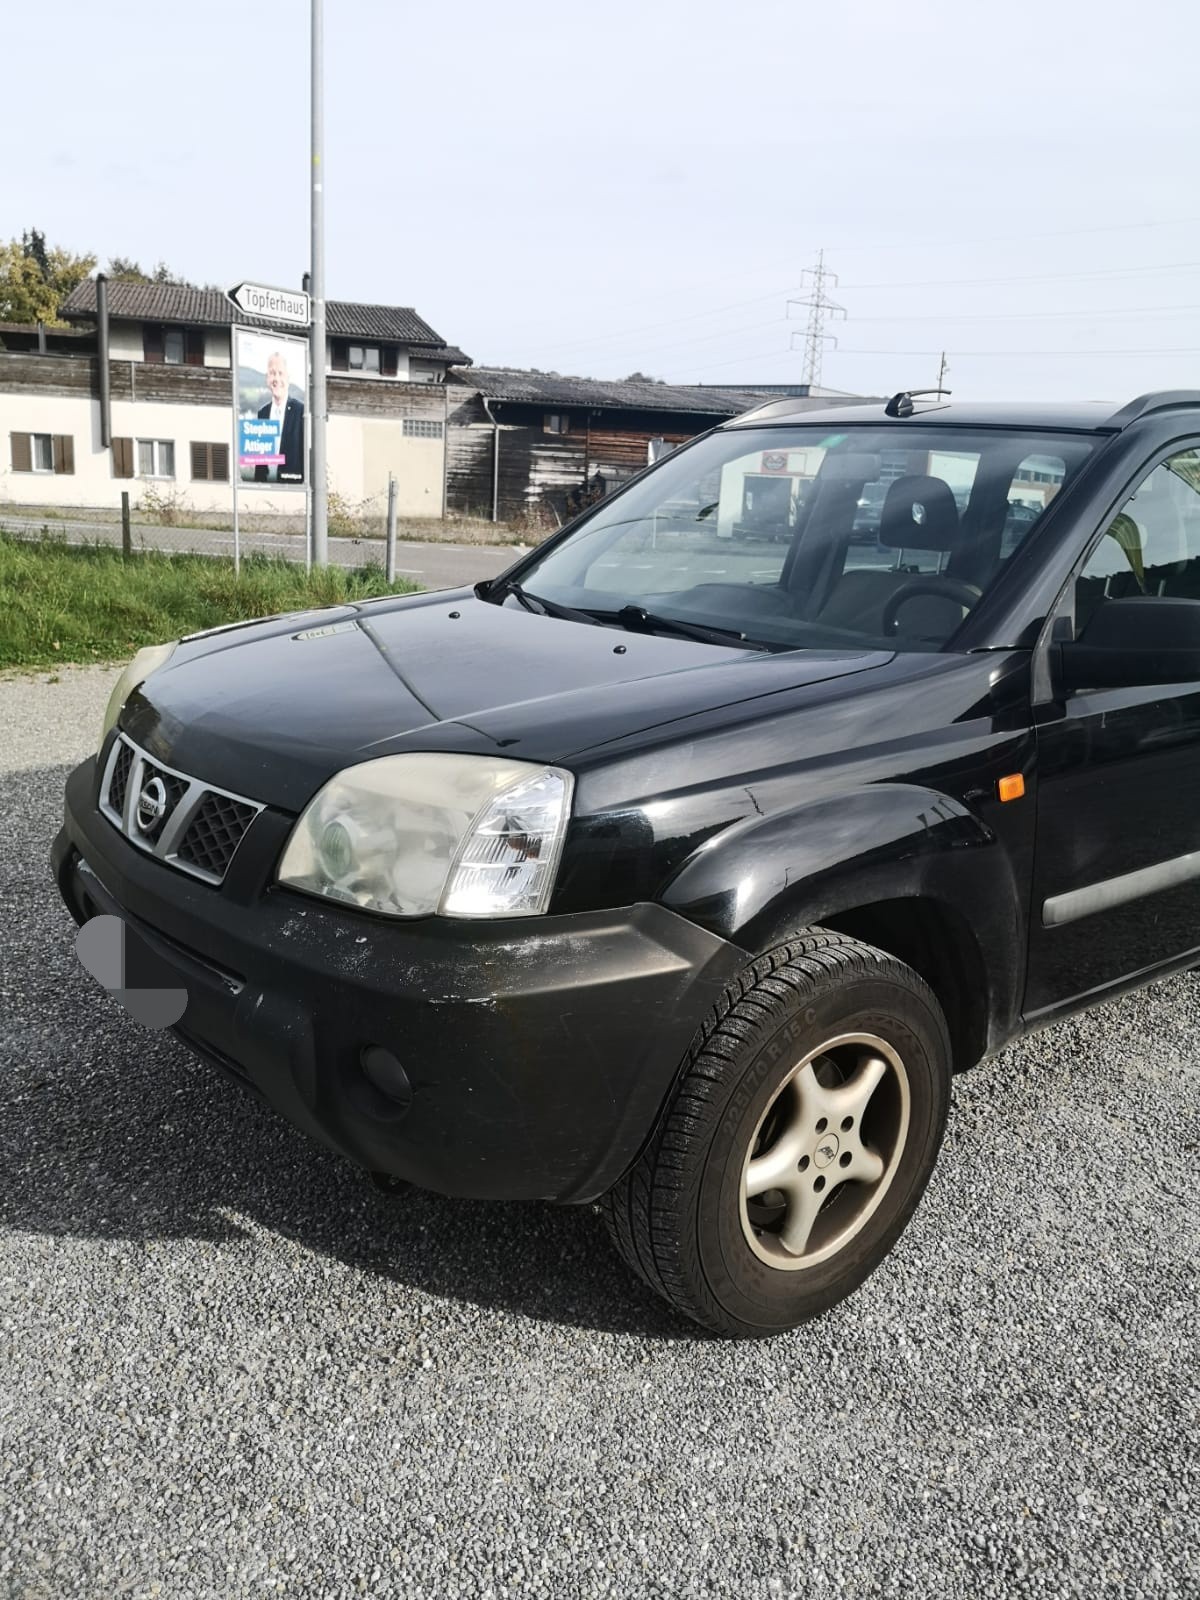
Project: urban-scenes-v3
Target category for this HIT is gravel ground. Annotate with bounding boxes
[1,666,1197,1600]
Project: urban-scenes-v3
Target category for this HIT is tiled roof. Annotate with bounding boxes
[325,299,443,344]
[449,367,810,417]
[60,280,462,357]
[410,345,471,367]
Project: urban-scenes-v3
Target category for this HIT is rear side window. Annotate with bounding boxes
[1076,449,1200,632]
[1000,453,1069,559]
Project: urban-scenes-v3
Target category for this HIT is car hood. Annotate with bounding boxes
[122,589,890,812]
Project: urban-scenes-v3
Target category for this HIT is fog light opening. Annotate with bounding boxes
[360,1044,413,1109]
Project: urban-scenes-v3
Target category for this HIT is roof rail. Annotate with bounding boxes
[1107,391,1200,428]
[729,394,818,426]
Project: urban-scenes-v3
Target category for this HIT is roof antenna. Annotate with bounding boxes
[884,385,952,419]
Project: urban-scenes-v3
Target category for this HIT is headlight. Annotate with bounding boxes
[100,641,178,748]
[276,754,574,920]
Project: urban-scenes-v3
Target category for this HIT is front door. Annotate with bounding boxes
[1026,443,1200,1015]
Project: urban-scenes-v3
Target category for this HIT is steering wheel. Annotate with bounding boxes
[880,577,983,639]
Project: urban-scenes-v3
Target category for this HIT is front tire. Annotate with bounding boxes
[603,930,951,1336]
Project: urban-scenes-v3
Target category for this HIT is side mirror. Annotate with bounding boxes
[1059,596,1200,690]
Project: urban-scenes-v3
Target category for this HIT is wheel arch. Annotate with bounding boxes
[661,781,1025,1071]
[811,897,991,1073]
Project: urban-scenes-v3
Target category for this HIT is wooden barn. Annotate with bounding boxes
[445,369,791,524]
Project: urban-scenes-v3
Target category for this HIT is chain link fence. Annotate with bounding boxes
[0,491,518,571]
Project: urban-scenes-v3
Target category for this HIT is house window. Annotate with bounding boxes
[330,340,398,375]
[402,419,443,439]
[544,413,569,435]
[137,439,175,479]
[10,432,74,474]
[144,326,204,365]
[190,442,230,482]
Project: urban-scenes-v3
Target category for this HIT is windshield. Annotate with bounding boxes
[506,425,1096,652]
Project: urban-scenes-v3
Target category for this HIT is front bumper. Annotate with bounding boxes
[54,756,746,1203]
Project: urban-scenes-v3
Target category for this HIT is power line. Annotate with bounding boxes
[851,301,1200,324]
[609,317,789,360]
[501,215,1200,338]
[829,213,1200,256]
[689,347,797,375]
[522,289,802,356]
[531,258,1200,368]
[841,259,1200,291]
[686,339,1200,378]
[501,286,801,351]
[835,345,1200,357]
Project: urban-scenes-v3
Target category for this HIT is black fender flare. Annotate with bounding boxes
[660,782,1024,1058]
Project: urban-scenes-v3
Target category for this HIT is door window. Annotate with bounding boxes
[1077,449,1200,632]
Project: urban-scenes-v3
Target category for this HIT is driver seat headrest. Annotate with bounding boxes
[879,474,960,552]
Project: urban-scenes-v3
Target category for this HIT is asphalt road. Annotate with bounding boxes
[1,668,1196,1599]
[0,512,516,593]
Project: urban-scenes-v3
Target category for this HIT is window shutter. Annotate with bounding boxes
[381,346,398,377]
[52,434,75,475]
[190,443,230,481]
[112,437,134,478]
[143,324,165,363]
[185,330,205,367]
[331,339,349,372]
[11,432,32,473]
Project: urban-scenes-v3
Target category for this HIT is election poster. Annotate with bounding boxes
[234,328,308,489]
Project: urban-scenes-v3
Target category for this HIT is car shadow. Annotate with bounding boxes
[2,763,690,1340]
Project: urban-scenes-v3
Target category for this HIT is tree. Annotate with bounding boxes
[107,256,189,286]
[622,371,665,384]
[0,229,96,325]
[107,256,147,281]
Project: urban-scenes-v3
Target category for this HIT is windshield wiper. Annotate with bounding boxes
[485,576,597,624]
[608,604,757,649]
[486,580,771,650]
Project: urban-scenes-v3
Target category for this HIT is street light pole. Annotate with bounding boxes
[310,0,328,566]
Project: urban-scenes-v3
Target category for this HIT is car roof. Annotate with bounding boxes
[721,391,1200,435]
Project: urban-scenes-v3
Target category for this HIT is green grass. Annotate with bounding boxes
[0,533,420,670]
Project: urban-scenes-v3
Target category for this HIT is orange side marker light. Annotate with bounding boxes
[997,773,1025,803]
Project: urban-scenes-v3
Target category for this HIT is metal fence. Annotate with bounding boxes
[0,479,416,576]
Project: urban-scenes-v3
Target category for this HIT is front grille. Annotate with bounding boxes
[98,734,264,886]
[177,793,259,879]
[108,741,134,815]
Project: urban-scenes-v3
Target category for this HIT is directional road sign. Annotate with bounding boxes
[227,282,311,326]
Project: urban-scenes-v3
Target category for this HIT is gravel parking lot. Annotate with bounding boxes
[1,666,1196,1599]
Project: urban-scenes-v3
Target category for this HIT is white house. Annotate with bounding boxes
[0,281,470,519]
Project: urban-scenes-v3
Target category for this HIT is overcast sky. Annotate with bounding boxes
[8,0,1200,401]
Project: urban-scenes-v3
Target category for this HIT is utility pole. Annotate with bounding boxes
[788,250,846,391]
[309,0,328,566]
[936,351,950,394]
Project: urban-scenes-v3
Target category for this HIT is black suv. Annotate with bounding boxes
[53,389,1200,1337]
